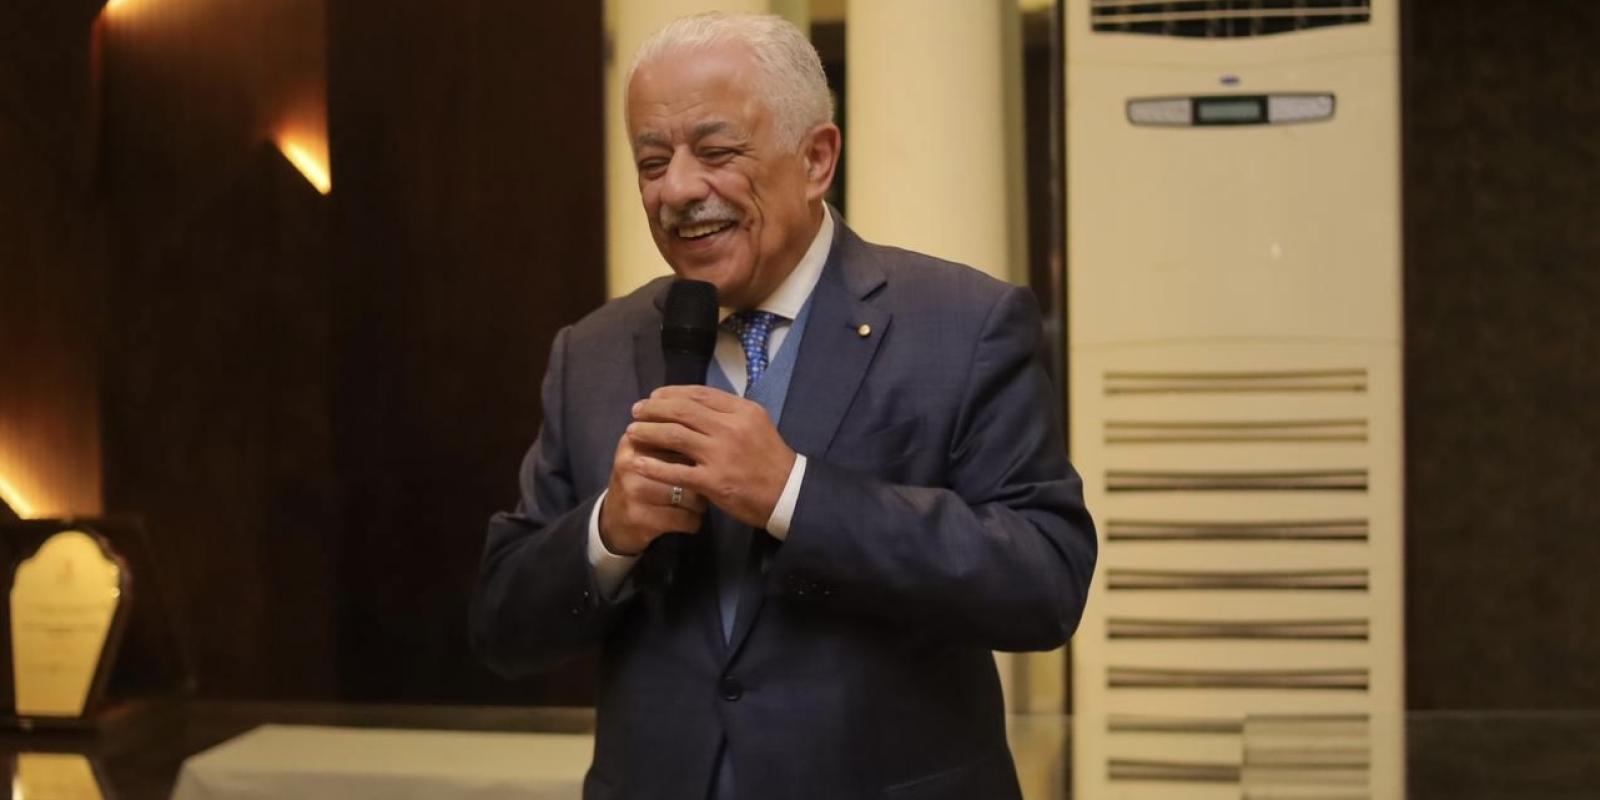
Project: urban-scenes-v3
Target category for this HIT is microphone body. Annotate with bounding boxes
[661,281,718,385]
[644,279,718,589]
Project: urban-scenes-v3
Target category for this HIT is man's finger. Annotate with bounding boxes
[617,467,694,506]
[658,507,705,533]
[640,480,709,514]
[634,454,701,495]
[628,421,710,460]
[649,384,741,412]
[631,443,682,463]
[671,486,710,514]
[632,396,724,435]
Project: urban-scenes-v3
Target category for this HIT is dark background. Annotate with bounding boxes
[1,0,1595,710]
[1400,0,1600,708]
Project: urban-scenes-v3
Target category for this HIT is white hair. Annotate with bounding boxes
[627,11,834,149]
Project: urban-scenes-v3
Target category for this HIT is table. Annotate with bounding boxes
[1,702,1595,798]
[170,724,593,800]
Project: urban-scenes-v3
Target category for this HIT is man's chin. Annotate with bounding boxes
[666,259,742,295]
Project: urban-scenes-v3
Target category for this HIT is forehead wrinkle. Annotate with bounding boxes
[628,46,770,145]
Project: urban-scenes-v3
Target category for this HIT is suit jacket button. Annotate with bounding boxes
[719,676,743,701]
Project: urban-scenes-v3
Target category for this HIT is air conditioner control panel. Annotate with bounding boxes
[1127,93,1336,127]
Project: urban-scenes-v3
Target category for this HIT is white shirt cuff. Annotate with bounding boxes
[764,454,806,540]
[587,489,638,598]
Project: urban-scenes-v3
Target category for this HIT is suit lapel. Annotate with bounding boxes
[722,223,890,663]
[777,225,891,460]
[633,286,668,400]
[722,528,776,661]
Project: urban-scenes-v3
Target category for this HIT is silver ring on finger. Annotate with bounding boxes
[669,485,685,507]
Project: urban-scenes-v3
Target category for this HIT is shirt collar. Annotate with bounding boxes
[720,206,834,323]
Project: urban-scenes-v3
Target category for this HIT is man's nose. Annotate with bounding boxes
[659,149,708,209]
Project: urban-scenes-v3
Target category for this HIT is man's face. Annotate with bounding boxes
[627,43,821,310]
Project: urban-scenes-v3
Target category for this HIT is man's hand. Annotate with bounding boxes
[627,385,796,529]
[598,425,708,556]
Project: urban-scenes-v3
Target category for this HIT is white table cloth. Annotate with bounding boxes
[171,724,594,800]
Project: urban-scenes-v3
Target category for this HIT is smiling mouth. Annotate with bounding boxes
[674,220,737,241]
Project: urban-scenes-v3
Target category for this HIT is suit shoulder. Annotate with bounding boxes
[859,241,1022,314]
[563,275,669,345]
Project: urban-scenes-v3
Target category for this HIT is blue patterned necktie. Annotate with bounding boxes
[725,310,782,392]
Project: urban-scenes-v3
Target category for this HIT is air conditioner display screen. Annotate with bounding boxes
[1195,97,1266,125]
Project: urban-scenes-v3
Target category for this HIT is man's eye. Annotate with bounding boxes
[701,148,734,161]
[638,159,667,175]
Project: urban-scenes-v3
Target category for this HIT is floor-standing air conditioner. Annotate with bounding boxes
[1065,2,1403,797]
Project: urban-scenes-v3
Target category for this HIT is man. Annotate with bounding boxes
[471,12,1095,800]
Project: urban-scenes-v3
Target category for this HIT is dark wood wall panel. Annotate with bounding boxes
[91,0,606,703]
[97,0,340,699]
[100,149,340,698]
[0,0,106,519]
[1403,0,1600,709]
[97,0,327,239]
[325,0,605,704]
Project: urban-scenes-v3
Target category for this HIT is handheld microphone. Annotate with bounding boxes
[662,280,719,385]
[645,279,718,589]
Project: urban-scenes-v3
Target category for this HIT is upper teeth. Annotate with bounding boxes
[679,221,731,239]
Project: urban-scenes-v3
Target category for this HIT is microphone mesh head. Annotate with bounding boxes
[661,279,718,386]
[663,279,718,332]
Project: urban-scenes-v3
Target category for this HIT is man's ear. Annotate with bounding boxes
[800,123,842,202]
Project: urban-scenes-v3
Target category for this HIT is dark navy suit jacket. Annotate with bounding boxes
[471,220,1097,799]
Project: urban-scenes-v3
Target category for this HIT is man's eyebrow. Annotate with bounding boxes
[633,121,737,151]
[634,132,670,150]
[691,121,731,139]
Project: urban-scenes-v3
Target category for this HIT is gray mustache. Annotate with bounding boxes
[659,197,741,230]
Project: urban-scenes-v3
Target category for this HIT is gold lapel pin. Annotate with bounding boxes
[857,323,872,338]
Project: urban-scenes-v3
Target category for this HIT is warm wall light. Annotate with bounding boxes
[276,137,332,195]
[0,472,36,518]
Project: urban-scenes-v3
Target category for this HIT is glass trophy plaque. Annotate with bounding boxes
[9,530,128,721]
[9,753,108,800]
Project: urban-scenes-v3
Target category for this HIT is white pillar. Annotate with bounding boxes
[845,0,1021,284]
[605,0,771,298]
[847,1,1048,715]
[769,0,809,33]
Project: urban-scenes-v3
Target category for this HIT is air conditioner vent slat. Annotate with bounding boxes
[1108,666,1370,690]
[1107,468,1369,492]
[1091,0,1372,39]
[1107,713,1370,735]
[1107,518,1369,542]
[1107,568,1369,591]
[1108,759,1241,783]
[1107,418,1369,444]
[1105,368,1368,395]
[1109,617,1370,640]
[1109,714,1248,734]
